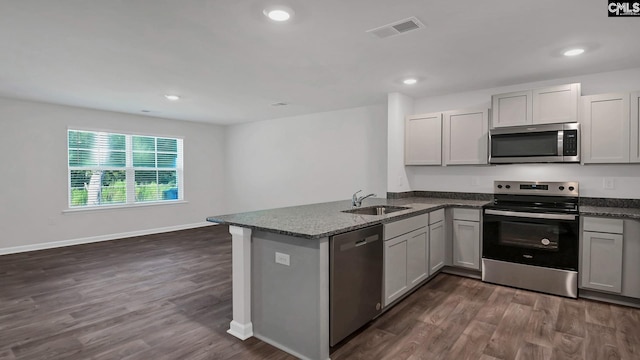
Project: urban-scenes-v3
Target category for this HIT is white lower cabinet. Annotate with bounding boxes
[383,208,483,307]
[429,211,445,275]
[407,231,428,287]
[383,214,428,306]
[581,231,623,293]
[581,217,624,294]
[384,235,408,305]
[383,227,427,306]
[452,208,481,270]
[580,216,640,300]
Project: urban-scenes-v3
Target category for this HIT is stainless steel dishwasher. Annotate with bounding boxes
[330,224,383,346]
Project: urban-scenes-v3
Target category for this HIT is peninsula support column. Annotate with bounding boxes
[228,225,253,340]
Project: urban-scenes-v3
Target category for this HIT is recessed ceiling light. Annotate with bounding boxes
[563,48,585,57]
[403,78,418,85]
[263,6,293,21]
[164,94,180,101]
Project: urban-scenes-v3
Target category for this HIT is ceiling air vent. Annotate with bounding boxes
[366,17,425,39]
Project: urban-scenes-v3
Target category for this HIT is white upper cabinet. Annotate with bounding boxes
[405,113,442,165]
[443,108,489,165]
[491,90,532,128]
[581,93,630,164]
[532,83,580,125]
[491,83,580,128]
[631,91,640,163]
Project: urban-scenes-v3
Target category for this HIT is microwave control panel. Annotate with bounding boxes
[563,130,578,156]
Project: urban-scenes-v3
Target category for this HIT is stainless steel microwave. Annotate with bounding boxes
[489,123,580,164]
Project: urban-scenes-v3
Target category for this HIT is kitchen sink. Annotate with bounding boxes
[342,205,410,215]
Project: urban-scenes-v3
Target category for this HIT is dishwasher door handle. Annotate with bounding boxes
[339,234,380,251]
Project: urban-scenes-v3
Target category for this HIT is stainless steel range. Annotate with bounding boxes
[482,181,580,298]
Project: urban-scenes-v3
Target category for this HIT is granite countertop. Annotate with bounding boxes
[206,196,640,238]
[206,197,489,239]
[579,206,640,220]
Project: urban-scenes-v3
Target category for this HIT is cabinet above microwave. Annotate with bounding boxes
[491,83,580,129]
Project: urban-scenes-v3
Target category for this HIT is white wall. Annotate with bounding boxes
[393,67,640,198]
[224,105,387,213]
[408,164,640,198]
[387,93,414,193]
[0,97,226,252]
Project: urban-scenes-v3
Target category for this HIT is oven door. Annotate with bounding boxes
[482,208,579,271]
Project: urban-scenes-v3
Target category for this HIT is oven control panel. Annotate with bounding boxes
[494,181,579,197]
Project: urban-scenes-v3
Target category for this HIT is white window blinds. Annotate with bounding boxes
[68,130,183,208]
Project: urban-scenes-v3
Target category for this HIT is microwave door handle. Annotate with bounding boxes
[485,209,577,221]
[558,130,564,158]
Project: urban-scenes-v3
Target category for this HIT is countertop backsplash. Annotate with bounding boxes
[391,191,640,208]
[579,197,640,208]
[387,191,492,201]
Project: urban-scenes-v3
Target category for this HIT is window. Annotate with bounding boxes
[68,130,183,208]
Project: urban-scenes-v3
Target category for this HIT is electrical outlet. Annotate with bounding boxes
[603,178,615,190]
[275,252,290,266]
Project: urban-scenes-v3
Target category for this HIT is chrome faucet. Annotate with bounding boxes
[352,190,376,207]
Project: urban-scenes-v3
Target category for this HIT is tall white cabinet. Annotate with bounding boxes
[443,108,489,165]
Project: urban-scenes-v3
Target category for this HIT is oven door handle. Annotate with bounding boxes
[484,209,577,221]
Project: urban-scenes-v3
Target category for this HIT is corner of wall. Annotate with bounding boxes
[387,92,414,194]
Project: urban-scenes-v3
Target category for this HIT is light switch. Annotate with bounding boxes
[275,252,290,266]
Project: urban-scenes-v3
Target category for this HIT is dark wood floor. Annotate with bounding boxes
[1,225,639,360]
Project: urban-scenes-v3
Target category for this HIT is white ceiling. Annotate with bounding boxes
[1,0,639,125]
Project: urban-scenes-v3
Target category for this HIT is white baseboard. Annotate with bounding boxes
[0,222,217,256]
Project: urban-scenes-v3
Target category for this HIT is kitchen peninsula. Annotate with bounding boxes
[206,197,487,360]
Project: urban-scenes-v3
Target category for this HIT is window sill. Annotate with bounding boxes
[62,200,189,214]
